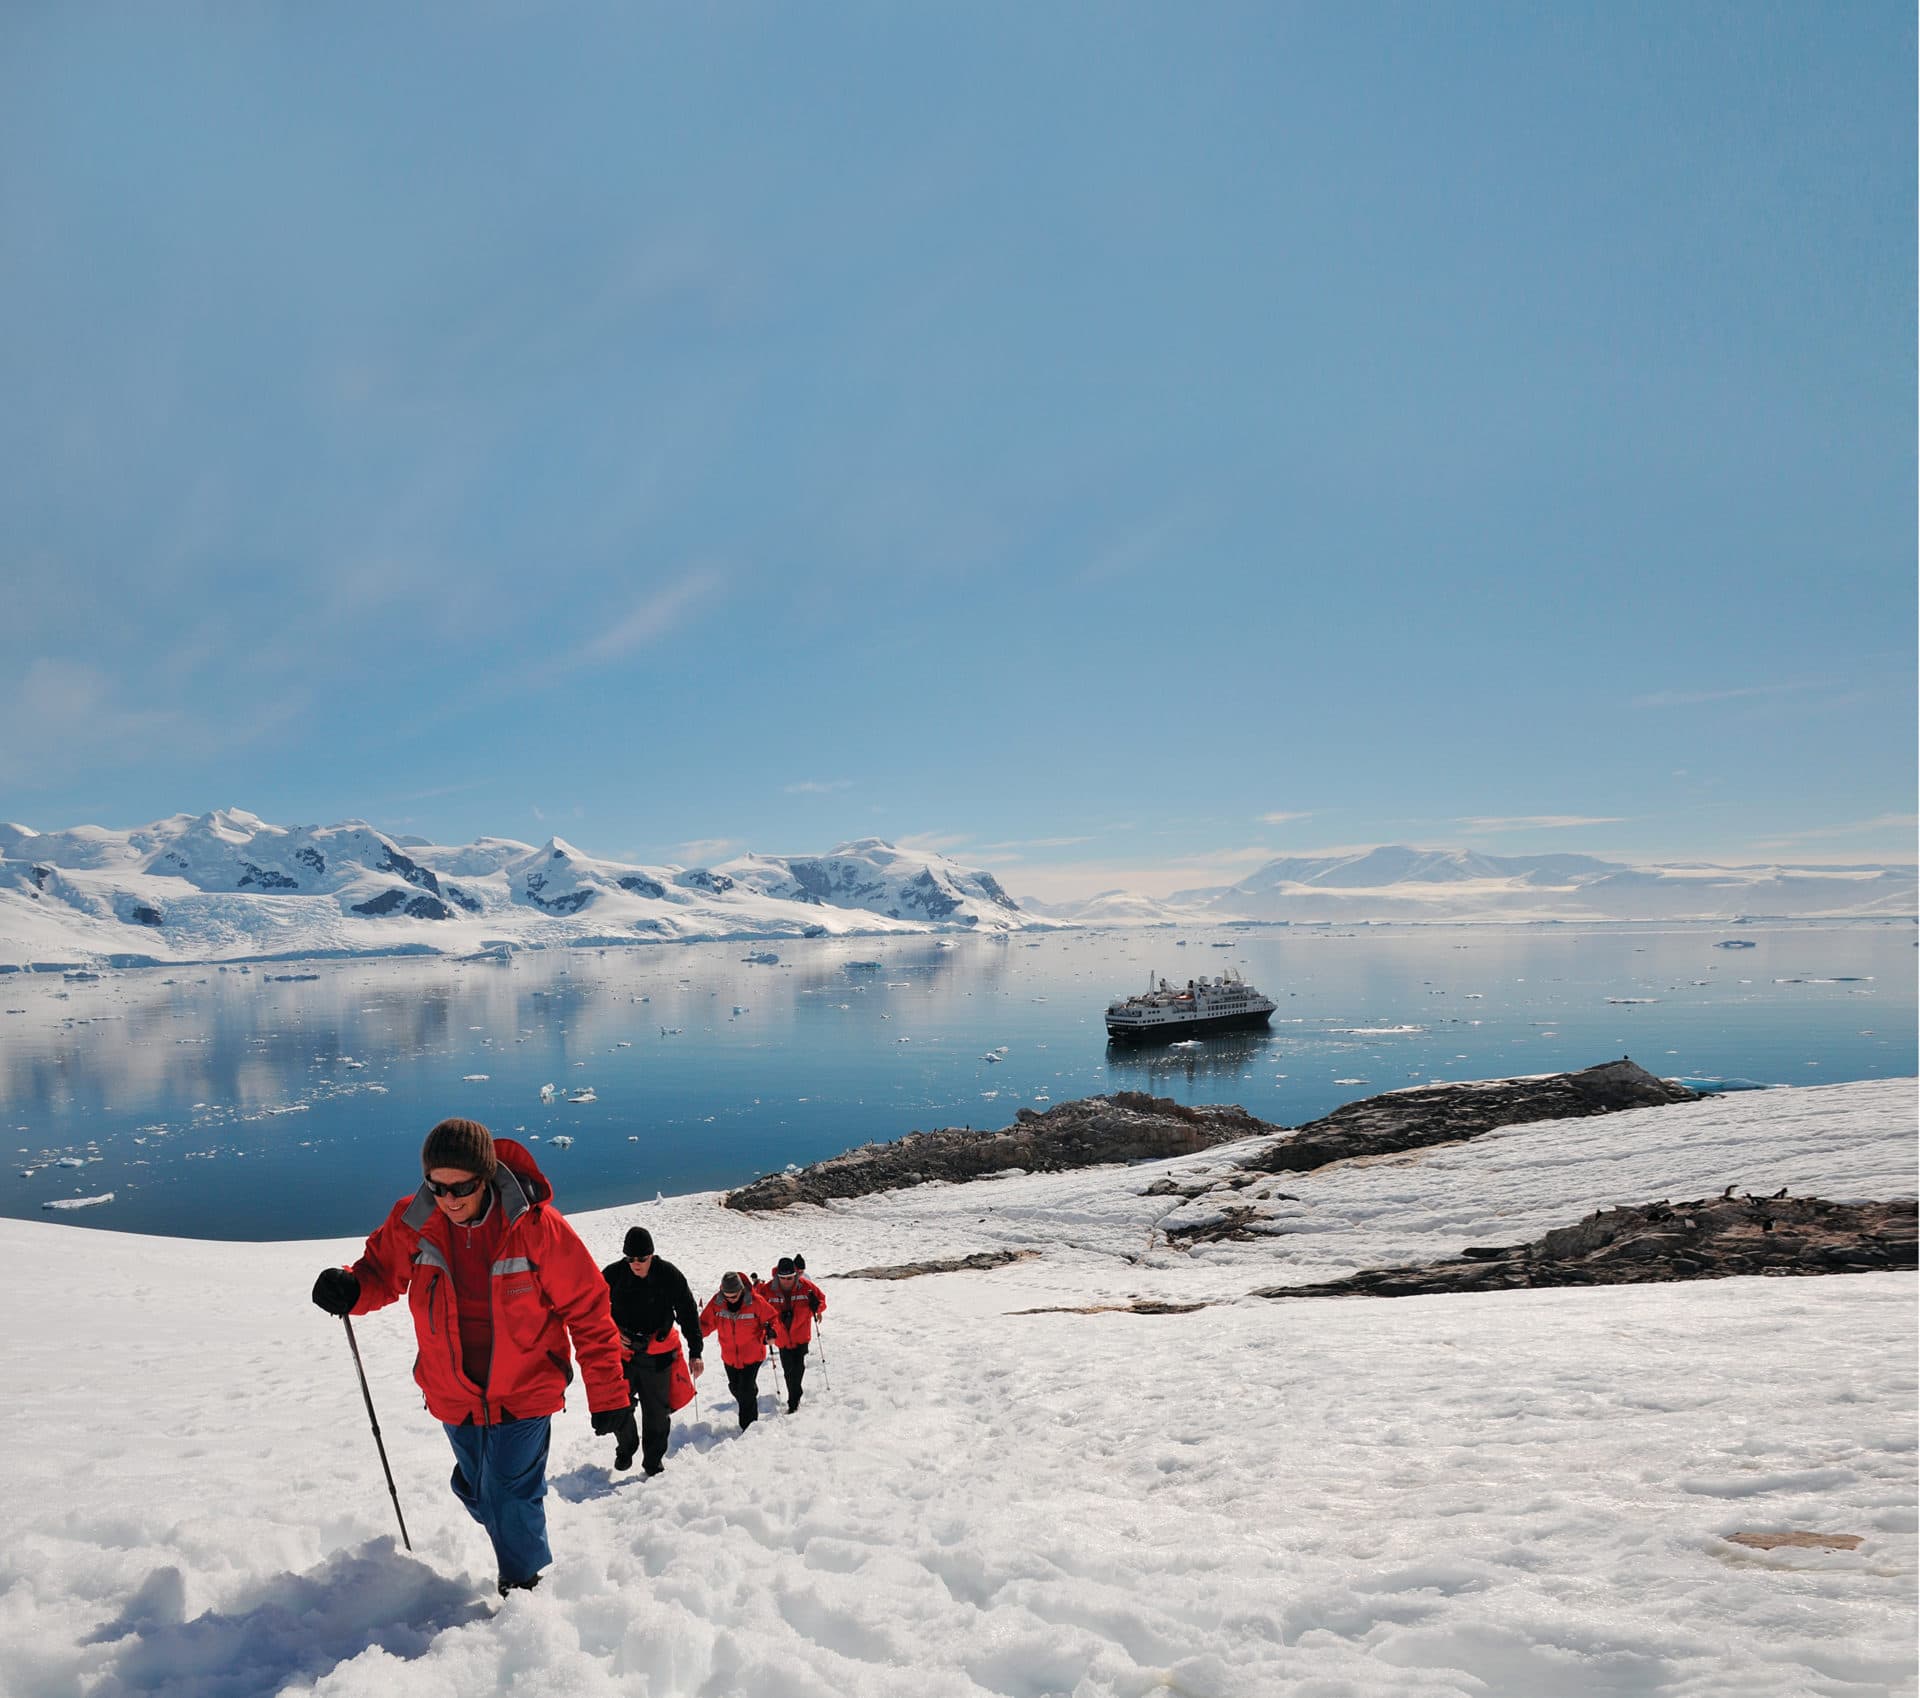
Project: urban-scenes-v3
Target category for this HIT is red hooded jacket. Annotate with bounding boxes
[699,1285,779,1369]
[756,1272,827,1348]
[344,1138,627,1426]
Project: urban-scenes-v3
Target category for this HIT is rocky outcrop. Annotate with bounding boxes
[1240,1057,1696,1176]
[836,1250,1038,1280]
[1254,1194,1917,1299]
[723,1092,1281,1211]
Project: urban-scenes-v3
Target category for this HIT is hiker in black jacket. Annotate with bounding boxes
[599,1227,704,1474]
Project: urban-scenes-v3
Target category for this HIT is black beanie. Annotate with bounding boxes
[774,1256,795,1276]
[623,1227,654,1259]
[421,1117,496,1182]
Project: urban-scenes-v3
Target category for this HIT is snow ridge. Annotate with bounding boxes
[0,812,1058,967]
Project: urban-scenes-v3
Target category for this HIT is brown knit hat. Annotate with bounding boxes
[421,1117,497,1182]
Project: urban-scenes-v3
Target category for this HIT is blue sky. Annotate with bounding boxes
[2,4,1912,899]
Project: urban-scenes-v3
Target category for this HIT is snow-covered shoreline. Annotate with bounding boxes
[2,1078,1914,1695]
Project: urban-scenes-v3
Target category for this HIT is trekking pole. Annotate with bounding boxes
[815,1320,830,1392]
[341,1315,412,1552]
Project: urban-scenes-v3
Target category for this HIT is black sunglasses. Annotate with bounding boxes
[426,1176,486,1199]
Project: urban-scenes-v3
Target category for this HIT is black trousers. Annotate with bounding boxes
[778,1343,808,1410]
[624,1351,675,1473]
[724,1360,763,1428]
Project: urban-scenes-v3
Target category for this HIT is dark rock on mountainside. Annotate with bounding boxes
[1239,1057,1696,1176]
[723,1092,1281,1211]
[350,888,454,920]
[1254,1194,1917,1300]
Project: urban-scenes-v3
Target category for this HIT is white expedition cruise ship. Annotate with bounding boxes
[1104,970,1277,1043]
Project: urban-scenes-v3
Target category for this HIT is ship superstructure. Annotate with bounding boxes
[1104,969,1276,1043]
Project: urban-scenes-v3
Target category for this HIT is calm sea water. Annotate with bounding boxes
[2,921,1911,1241]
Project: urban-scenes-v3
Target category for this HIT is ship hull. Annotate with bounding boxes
[1105,1008,1274,1045]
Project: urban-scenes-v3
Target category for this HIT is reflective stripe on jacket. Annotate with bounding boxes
[755,1273,826,1348]
[345,1138,627,1425]
[699,1288,779,1368]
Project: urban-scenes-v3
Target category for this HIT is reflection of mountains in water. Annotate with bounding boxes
[1104,1028,1275,1084]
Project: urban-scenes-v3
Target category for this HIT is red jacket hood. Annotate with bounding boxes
[492,1136,552,1206]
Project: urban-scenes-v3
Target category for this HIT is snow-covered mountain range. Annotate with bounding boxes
[1023,845,1917,926]
[0,811,1047,967]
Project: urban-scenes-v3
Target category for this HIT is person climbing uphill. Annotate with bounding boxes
[600,1227,703,1474]
[758,1255,827,1412]
[699,1270,780,1429]
[309,1117,632,1597]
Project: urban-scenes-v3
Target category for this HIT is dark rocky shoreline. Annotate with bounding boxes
[1254,1193,1918,1299]
[723,1092,1273,1211]
[723,1058,1694,1213]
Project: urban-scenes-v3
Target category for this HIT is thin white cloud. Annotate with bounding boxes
[578,568,724,664]
[785,779,854,795]
[1455,814,1626,832]
[1746,814,1917,845]
[980,835,1094,850]
[1257,811,1313,825]
[896,831,972,854]
[1632,682,1820,709]
[676,837,740,863]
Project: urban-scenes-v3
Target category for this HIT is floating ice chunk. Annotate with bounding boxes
[539,1083,557,1102]
[548,1134,574,1149]
[45,1193,113,1210]
[462,1074,490,1082]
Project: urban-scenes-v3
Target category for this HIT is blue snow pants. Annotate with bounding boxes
[443,1415,552,1586]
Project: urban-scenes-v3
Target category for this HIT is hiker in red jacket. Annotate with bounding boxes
[310,1118,632,1596]
[757,1256,827,1412]
[698,1271,780,1429]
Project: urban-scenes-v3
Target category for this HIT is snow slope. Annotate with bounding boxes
[0,812,1056,968]
[1,1079,1913,1697]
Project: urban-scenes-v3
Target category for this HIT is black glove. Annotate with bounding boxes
[805,1296,819,1311]
[592,1408,638,1441]
[312,1267,360,1316]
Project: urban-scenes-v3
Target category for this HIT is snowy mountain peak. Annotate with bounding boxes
[0,811,1052,965]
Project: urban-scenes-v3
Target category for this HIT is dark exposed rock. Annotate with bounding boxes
[237,860,298,891]
[837,1249,1039,1280]
[296,847,326,875]
[1254,1194,1917,1300]
[446,885,481,912]
[523,870,593,914]
[378,846,442,896]
[723,1092,1282,1211]
[128,904,163,927]
[1011,1299,1212,1316]
[29,865,53,890]
[617,874,666,899]
[676,869,734,894]
[1240,1058,1696,1176]
[351,887,454,920]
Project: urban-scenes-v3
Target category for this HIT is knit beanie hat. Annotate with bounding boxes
[623,1226,654,1259]
[421,1117,496,1182]
[774,1256,795,1277]
[719,1271,744,1297]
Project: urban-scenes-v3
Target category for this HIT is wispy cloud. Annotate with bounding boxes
[676,837,739,863]
[577,568,724,665]
[980,835,1094,850]
[1632,682,1821,709]
[785,779,854,795]
[896,831,972,854]
[1257,811,1313,826]
[1455,814,1625,832]
[1746,813,1917,846]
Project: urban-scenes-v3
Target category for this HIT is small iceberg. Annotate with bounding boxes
[538,1083,557,1102]
[568,1088,597,1104]
[45,1193,113,1211]
[548,1134,575,1149]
